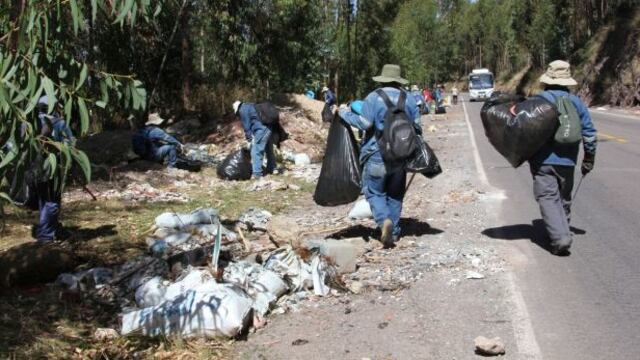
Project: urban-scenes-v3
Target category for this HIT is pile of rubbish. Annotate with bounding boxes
[54,207,341,340]
[182,143,221,168]
[101,183,191,203]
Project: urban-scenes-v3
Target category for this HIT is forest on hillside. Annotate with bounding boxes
[1,0,637,165]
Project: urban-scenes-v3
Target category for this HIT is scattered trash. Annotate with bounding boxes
[93,328,120,341]
[474,336,506,356]
[55,267,113,292]
[348,198,373,220]
[291,339,309,346]
[465,271,485,279]
[378,322,389,329]
[102,183,190,203]
[239,208,273,231]
[247,179,288,192]
[183,143,220,167]
[223,261,288,316]
[264,246,331,296]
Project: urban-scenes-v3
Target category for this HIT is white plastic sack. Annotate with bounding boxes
[135,277,167,308]
[155,208,219,229]
[294,153,311,167]
[163,268,217,301]
[121,284,253,338]
[348,198,372,220]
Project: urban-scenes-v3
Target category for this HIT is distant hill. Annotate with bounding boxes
[500,7,639,107]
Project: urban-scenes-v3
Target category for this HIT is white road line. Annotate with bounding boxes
[462,98,543,359]
[461,99,489,186]
[591,110,640,121]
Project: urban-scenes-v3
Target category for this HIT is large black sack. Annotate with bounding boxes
[480,94,558,168]
[313,115,361,206]
[406,136,442,178]
[216,149,252,181]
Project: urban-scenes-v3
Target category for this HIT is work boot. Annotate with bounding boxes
[381,219,395,249]
[550,236,572,256]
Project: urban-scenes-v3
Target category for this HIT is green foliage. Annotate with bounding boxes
[0,0,157,204]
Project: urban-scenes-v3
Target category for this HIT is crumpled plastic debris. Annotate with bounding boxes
[222,261,289,316]
[56,267,114,292]
[155,208,219,229]
[264,246,330,296]
[238,208,273,231]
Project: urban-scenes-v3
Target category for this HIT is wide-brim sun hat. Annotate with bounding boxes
[321,86,329,93]
[372,64,408,85]
[145,113,165,126]
[539,60,578,86]
[411,85,419,91]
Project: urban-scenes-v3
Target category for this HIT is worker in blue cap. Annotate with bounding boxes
[33,96,76,243]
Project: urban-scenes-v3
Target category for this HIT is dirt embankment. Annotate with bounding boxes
[500,7,640,107]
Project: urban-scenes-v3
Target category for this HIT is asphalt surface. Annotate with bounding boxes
[465,98,640,359]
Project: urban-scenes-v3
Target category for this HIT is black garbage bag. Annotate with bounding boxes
[406,136,442,178]
[175,156,202,172]
[480,94,558,168]
[321,103,333,123]
[216,149,252,181]
[314,115,361,206]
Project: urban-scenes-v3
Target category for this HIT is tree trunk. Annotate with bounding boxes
[181,2,193,112]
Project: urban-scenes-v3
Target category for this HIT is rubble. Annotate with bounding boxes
[474,336,506,356]
[238,208,273,231]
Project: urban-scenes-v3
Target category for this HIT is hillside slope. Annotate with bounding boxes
[502,7,640,107]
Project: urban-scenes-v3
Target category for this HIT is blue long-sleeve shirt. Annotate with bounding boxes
[139,126,181,146]
[238,103,268,140]
[324,90,336,106]
[530,90,597,166]
[339,87,421,164]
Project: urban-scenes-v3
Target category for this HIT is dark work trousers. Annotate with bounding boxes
[530,164,575,243]
[34,181,61,243]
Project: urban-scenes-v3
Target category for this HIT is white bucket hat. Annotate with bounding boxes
[539,60,578,87]
[233,101,242,114]
[145,113,165,126]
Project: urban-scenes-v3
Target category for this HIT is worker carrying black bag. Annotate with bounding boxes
[313,114,362,206]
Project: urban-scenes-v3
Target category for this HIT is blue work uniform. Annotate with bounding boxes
[528,89,597,246]
[238,103,276,177]
[339,87,421,238]
[132,126,182,167]
[324,89,336,106]
[35,112,76,243]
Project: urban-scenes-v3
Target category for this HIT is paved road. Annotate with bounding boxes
[464,98,640,359]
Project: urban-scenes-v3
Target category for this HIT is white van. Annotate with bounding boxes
[468,69,494,101]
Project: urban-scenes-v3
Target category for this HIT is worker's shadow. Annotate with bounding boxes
[482,219,586,255]
[327,218,444,242]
